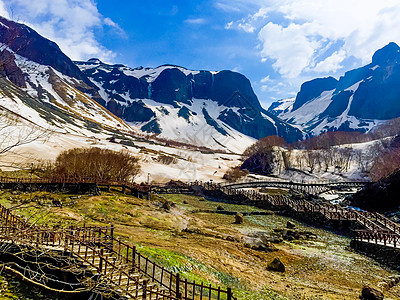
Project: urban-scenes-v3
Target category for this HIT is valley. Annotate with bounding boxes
[1,188,399,300]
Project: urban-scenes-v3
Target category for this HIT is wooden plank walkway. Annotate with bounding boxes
[196,181,400,249]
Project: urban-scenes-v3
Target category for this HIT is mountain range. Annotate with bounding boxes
[0,16,303,153]
[268,42,400,136]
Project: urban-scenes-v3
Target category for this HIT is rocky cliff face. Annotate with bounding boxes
[77,60,304,145]
[268,42,400,136]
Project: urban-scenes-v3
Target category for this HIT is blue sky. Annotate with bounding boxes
[2,0,400,108]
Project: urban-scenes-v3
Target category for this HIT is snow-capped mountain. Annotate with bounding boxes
[267,98,295,117]
[0,16,129,136]
[0,16,304,153]
[268,42,400,136]
[75,59,304,147]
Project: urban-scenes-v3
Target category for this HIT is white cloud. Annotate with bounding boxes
[258,22,318,78]
[0,0,121,62]
[227,0,400,77]
[0,1,9,19]
[313,50,346,73]
[185,18,207,25]
[260,75,270,83]
[238,22,255,33]
[224,21,233,29]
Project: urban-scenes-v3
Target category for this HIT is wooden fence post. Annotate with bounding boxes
[227,287,232,300]
[176,273,182,299]
[142,280,147,300]
[99,248,104,273]
[132,245,136,269]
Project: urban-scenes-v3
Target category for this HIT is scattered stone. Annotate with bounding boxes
[258,243,278,252]
[234,213,244,224]
[270,237,283,244]
[273,228,284,233]
[226,235,236,242]
[360,286,384,300]
[267,257,285,272]
[287,221,296,229]
[161,201,175,211]
[244,243,252,248]
[216,205,225,211]
[283,229,300,240]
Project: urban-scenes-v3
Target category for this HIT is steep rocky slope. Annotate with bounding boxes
[268,42,400,136]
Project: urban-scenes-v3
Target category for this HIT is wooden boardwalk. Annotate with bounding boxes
[1,175,399,293]
[0,200,235,299]
[221,179,370,195]
[196,181,400,249]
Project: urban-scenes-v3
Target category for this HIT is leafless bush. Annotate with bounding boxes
[243,135,286,157]
[46,147,140,183]
[157,154,177,165]
[223,166,249,181]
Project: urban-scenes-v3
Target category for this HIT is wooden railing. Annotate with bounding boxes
[0,200,236,300]
[196,181,400,249]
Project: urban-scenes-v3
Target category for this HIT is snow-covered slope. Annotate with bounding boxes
[75,59,305,149]
[268,42,400,136]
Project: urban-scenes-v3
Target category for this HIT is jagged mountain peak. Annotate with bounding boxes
[76,58,305,145]
[372,42,400,65]
[0,16,89,85]
[268,42,400,136]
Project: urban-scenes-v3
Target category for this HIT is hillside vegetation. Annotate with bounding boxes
[1,189,399,299]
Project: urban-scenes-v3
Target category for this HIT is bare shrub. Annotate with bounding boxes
[223,166,249,181]
[157,154,177,165]
[48,147,140,183]
[243,135,286,157]
[370,147,400,181]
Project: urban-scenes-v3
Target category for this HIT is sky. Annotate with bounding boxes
[1,0,400,108]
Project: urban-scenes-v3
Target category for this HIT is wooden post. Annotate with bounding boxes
[99,248,104,273]
[142,280,147,300]
[132,245,136,269]
[176,273,182,299]
[227,287,232,300]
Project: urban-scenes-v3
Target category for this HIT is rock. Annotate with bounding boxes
[283,229,300,240]
[161,201,173,211]
[267,257,285,272]
[225,235,236,242]
[258,243,278,252]
[270,237,283,244]
[217,205,225,211]
[235,213,244,224]
[183,200,188,204]
[360,286,384,300]
[287,221,296,229]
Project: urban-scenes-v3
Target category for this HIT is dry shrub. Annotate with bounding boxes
[223,166,249,181]
[243,135,286,157]
[49,147,140,183]
[370,147,400,181]
[157,154,177,165]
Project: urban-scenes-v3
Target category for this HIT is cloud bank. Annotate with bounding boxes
[0,0,123,62]
[225,0,400,78]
